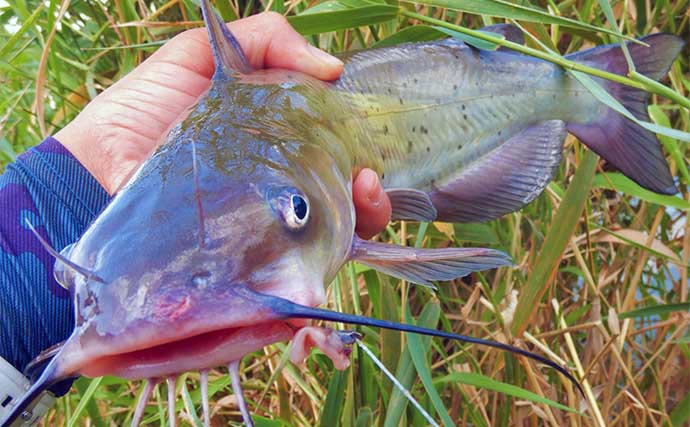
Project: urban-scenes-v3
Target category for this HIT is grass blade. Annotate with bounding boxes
[288,5,398,35]
[404,309,455,426]
[512,150,598,335]
[434,372,582,414]
[403,0,636,40]
[67,377,103,427]
[619,302,690,319]
[592,173,690,209]
[383,301,440,427]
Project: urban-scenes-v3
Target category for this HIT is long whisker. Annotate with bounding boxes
[131,378,157,427]
[234,285,584,396]
[200,370,210,427]
[25,219,105,283]
[167,376,177,427]
[229,361,254,427]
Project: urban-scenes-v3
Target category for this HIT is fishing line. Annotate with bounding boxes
[356,339,440,427]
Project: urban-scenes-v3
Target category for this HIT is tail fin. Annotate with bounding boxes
[565,34,684,195]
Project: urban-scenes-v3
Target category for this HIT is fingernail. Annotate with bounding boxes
[362,171,383,206]
[306,44,343,69]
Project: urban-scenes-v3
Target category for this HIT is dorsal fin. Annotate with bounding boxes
[200,0,253,79]
[480,23,524,45]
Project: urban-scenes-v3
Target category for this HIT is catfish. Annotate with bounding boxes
[2,1,683,425]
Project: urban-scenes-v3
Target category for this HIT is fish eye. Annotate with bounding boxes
[291,195,308,221]
[266,186,310,231]
[286,194,309,229]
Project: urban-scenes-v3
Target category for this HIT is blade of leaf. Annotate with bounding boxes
[669,391,690,427]
[373,25,444,48]
[434,372,582,414]
[0,3,45,58]
[288,5,399,36]
[384,301,440,427]
[405,309,455,426]
[570,70,690,142]
[67,377,103,427]
[512,150,598,335]
[592,173,690,209]
[619,302,690,319]
[402,0,636,41]
[648,105,690,185]
[433,26,501,50]
[319,369,347,427]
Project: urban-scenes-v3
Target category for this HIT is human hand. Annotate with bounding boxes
[54,12,390,238]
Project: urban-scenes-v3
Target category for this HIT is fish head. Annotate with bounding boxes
[44,14,356,382]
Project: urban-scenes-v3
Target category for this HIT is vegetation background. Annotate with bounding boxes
[1,0,688,426]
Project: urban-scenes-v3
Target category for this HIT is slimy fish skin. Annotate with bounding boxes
[2,1,682,426]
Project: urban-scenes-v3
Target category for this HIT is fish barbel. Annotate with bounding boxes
[2,1,683,425]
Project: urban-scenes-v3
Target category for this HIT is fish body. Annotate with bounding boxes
[1,2,683,425]
[332,36,680,222]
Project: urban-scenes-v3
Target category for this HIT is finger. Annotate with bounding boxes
[353,169,392,240]
[149,12,343,81]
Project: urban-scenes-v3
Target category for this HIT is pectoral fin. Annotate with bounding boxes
[349,237,513,287]
[429,120,566,223]
[386,188,438,222]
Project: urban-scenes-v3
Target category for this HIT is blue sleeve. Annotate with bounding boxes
[0,137,110,379]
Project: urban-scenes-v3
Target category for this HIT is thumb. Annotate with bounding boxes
[353,169,392,239]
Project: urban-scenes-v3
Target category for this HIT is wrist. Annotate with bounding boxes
[54,116,109,193]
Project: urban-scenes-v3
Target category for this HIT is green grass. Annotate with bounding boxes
[1,0,689,426]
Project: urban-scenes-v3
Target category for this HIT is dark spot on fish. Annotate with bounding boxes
[387,88,392,94]
[457,144,462,150]
[498,130,502,136]
[413,78,418,83]
[426,146,430,153]
[412,126,416,132]
[552,94,557,99]
[381,173,385,179]
[420,126,428,134]
[382,154,386,161]
[407,140,413,152]
[399,98,404,105]
[403,82,408,88]
[383,125,388,135]
[453,84,458,90]
[463,114,468,120]
[461,104,466,110]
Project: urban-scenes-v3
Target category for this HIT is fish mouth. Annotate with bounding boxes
[79,321,300,380]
